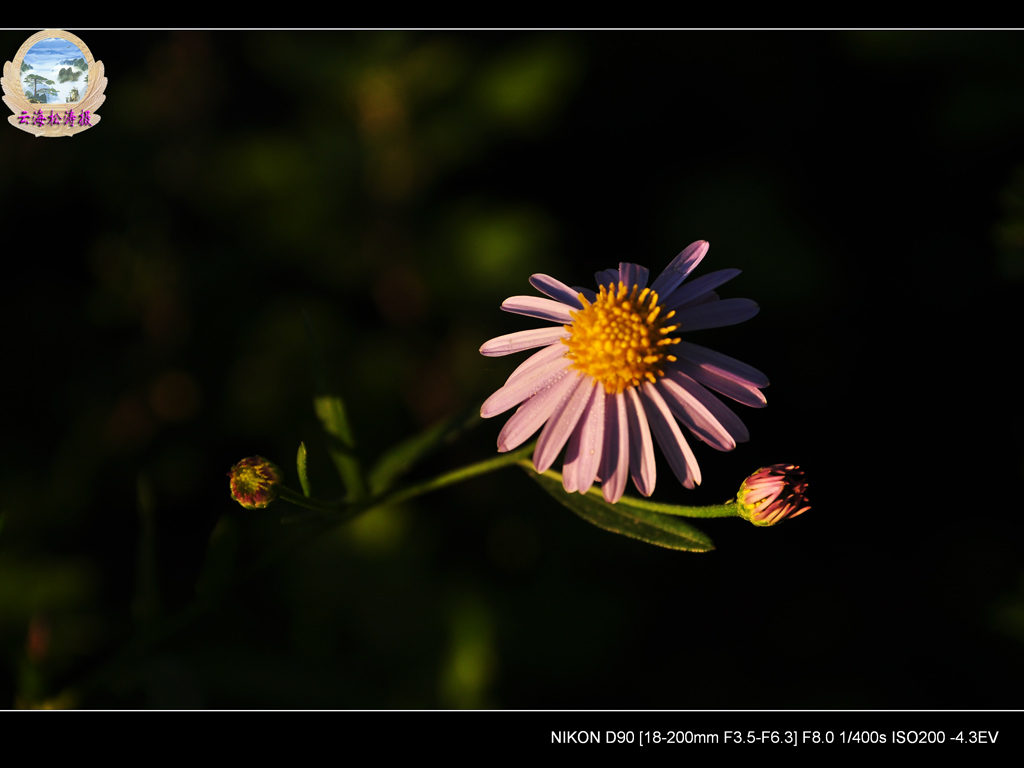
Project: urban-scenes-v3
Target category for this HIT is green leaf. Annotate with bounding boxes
[522,466,715,552]
[367,405,482,494]
[296,442,311,498]
[303,311,365,501]
[196,515,240,600]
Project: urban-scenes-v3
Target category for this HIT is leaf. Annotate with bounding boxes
[367,405,482,494]
[303,311,365,501]
[296,442,311,498]
[196,515,240,600]
[522,466,715,552]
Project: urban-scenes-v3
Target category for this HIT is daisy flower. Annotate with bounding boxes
[479,240,768,503]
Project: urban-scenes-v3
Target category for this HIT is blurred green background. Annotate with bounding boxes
[1,30,1022,709]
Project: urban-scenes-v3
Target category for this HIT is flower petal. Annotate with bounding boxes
[618,263,649,290]
[574,286,597,303]
[674,340,769,388]
[673,356,767,408]
[625,387,656,497]
[496,367,576,452]
[503,341,568,386]
[599,391,630,503]
[642,382,700,488]
[594,268,619,289]
[657,375,737,450]
[480,326,570,357]
[534,375,594,473]
[664,370,750,447]
[528,274,585,309]
[501,295,575,323]
[650,240,709,297]
[663,268,741,310]
[481,353,572,418]
[673,297,759,331]
[562,385,605,494]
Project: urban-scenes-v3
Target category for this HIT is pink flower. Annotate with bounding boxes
[737,464,810,526]
[479,240,767,503]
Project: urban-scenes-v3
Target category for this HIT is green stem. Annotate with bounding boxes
[516,461,742,518]
[278,442,537,517]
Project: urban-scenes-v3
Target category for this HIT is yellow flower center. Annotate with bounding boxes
[562,282,681,394]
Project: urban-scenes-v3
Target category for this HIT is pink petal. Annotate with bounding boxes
[528,274,585,309]
[481,354,572,418]
[625,387,656,497]
[501,296,575,323]
[673,357,767,408]
[534,375,594,473]
[642,382,700,488]
[480,326,569,357]
[665,370,750,446]
[496,368,576,452]
[650,241,709,297]
[657,374,737,451]
[599,391,630,503]
[673,298,759,331]
[562,385,605,494]
[503,341,568,386]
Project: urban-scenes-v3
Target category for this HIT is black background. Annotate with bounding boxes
[0,30,1021,713]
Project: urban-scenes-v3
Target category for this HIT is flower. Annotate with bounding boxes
[736,464,810,526]
[479,240,768,503]
[228,456,283,509]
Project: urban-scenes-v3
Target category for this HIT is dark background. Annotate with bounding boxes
[1,30,1021,710]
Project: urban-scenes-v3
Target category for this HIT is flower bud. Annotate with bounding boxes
[737,464,810,526]
[228,456,283,509]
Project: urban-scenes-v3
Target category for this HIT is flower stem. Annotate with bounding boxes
[515,460,741,518]
[381,442,536,508]
[277,441,538,518]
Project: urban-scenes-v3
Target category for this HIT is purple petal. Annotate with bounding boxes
[674,340,769,388]
[496,368,576,452]
[618,263,649,290]
[480,326,569,357]
[650,241,709,297]
[573,286,597,303]
[686,290,720,308]
[664,370,750,447]
[594,268,619,289]
[501,295,575,324]
[600,391,630,503]
[534,375,594,473]
[562,385,605,494]
[529,274,585,309]
[663,268,741,310]
[481,354,572,418]
[625,387,656,497]
[642,382,700,488]
[673,298,759,331]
